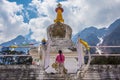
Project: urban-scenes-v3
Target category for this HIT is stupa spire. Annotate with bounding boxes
[54,3,64,23]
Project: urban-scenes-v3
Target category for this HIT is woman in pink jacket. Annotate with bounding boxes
[55,50,65,75]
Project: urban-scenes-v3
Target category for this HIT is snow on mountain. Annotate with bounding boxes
[96,37,103,55]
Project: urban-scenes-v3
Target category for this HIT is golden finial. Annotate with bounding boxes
[57,3,62,7]
[54,3,64,23]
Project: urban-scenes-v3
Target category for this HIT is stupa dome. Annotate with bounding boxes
[47,22,72,40]
[47,3,74,51]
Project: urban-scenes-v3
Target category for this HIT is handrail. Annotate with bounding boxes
[76,50,92,79]
[85,54,120,56]
[1,45,120,47]
[80,51,92,78]
[90,46,120,48]
[0,46,37,48]
[1,45,120,48]
[0,55,31,57]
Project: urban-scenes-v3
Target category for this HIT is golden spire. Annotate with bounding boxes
[54,3,64,23]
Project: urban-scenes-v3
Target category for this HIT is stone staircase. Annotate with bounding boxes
[0,65,69,80]
[0,65,37,80]
[78,65,120,80]
[0,65,120,80]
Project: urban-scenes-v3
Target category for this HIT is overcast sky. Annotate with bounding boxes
[0,0,120,44]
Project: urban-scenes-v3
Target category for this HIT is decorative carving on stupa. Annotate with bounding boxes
[47,22,72,40]
[47,3,73,51]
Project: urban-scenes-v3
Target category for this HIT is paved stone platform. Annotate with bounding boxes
[46,57,79,74]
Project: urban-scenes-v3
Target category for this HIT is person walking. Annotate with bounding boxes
[55,50,67,76]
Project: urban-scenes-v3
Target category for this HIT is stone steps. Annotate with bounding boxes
[77,67,120,80]
[1,71,119,80]
[82,72,119,80]
[0,76,65,80]
[0,69,66,80]
[0,65,120,80]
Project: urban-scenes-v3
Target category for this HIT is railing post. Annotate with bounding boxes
[76,45,92,79]
[40,45,47,74]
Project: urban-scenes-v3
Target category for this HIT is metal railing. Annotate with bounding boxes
[0,54,32,57]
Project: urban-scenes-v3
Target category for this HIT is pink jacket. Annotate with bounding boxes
[56,54,65,63]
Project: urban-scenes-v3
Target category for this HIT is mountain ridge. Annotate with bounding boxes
[1,19,120,53]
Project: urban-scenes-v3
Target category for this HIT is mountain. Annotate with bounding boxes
[72,19,120,53]
[1,35,25,46]
[0,29,38,52]
[106,19,120,35]
[1,19,120,53]
[72,26,106,46]
[102,22,120,53]
[72,26,106,53]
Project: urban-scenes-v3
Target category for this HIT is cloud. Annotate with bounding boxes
[81,0,120,27]
[0,0,120,44]
[0,0,29,43]
[29,17,52,41]
[61,0,120,31]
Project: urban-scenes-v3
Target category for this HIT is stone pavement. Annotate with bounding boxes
[46,56,79,74]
